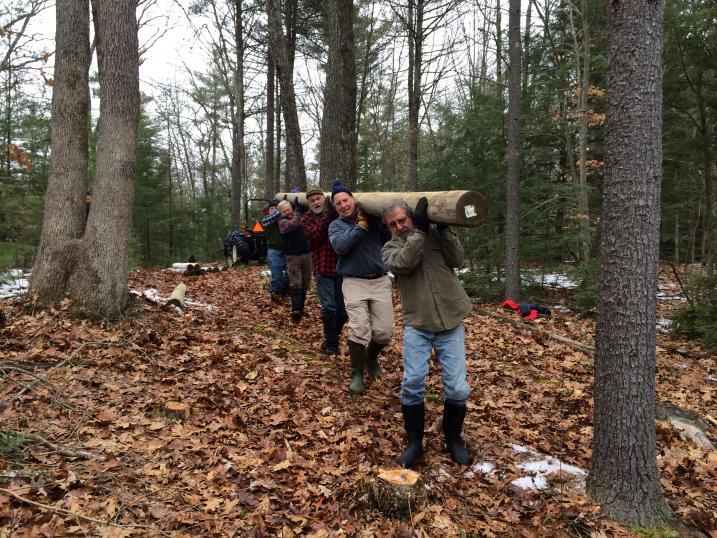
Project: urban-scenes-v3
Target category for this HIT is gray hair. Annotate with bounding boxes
[381,198,413,222]
[277,200,292,211]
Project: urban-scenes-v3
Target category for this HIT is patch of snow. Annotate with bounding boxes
[657,318,673,333]
[656,290,687,301]
[170,263,191,272]
[509,444,586,492]
[465,462,496,479]
[706,375,717,383]
[0,269,31,299]
[258,270,271,278]
[455,267,470,275]
[536,273,580,289]
[185,298,217,312]
[130,288,216,312]
[518,457,586,477]
[511,475,549,490]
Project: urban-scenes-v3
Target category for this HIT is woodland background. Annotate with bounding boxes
[0,0,714,273]
[0,0,716,535]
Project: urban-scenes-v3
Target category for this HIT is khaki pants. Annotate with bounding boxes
[286,254,312,290]
[342,275,394,346]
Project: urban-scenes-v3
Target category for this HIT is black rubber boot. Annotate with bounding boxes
[290,289,302,322]
[442,399,471,465]
[299,288,308,317]
[365,341,384,379]
[396,403,425,468]
[322,313,339,355]
[347,340,366,394]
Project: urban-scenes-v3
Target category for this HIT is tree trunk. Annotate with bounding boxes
[504,0,521,301]
[319,0,357,190]
[67,0,139,319]
[275,72,282,193]
[406,0,423,191]
[698,91,714,266]
[571,0,592,262]
[230,0,245,229]
[277,190,486,227]
[495,0,502,82]
[266,0,306,191]
[265,47,275,199]
[586,0,671,526]
[521,0,531,98]
[31,0,90,305]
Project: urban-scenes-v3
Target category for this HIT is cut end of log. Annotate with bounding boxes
[160,401,191,422]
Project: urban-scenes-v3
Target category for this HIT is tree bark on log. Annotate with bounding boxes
[275,190,486,227]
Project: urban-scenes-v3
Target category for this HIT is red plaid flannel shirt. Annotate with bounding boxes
[301,211,338,276]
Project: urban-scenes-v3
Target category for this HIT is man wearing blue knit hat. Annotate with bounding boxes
[328,180,394,395]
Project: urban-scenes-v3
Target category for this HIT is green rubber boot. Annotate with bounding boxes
[365,341,384,379]
[348,340,366,394]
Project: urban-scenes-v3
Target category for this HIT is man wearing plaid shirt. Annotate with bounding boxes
[301,185,348,354]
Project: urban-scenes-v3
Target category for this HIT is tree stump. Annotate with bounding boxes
[165,283,187,309]
[357,468,427,517]
[160,401,191,422]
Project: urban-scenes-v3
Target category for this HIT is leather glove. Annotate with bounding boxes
[356,207,368,231]
[413,197,430,233]
[292,198,306,213]
[323,197,338,219]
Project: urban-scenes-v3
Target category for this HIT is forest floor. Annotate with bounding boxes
[0,264,715,537]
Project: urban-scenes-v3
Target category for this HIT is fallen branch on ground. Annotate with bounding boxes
[473,307,595,355]
[474,306,709,360]
[0,487,146,530]
[16,341,111,398]
[10,430,104,460]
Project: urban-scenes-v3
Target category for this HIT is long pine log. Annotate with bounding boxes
[275,190,486,227]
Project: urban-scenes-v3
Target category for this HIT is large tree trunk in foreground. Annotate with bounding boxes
[276,190,486,227]
[31,0,90,304]
[504,0,521,301]
[319,0,357,189]
[586,0,671,526]
[32,0,139,320]
[266,0,306,190]
[67,0,139,318]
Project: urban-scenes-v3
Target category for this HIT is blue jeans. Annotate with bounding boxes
[315,273,346,317]
[267,248,288,294]
[401,323,470,405]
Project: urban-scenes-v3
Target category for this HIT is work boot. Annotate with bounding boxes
[396,403,425,468]
[365,340,384,379]
[300,287,308,316]
[442,399,471,465]
[290,289,302,323]
[322,313,339,355]
[347,340,366,394]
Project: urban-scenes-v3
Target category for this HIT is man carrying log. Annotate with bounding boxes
[301,185,348,355]
[277,200,312,322]
[381,197,472,467]
[328,180,393,395]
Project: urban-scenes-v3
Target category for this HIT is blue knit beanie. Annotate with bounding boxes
[331,180,351,199]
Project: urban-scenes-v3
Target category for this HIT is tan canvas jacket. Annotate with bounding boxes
[381,227,472,332]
